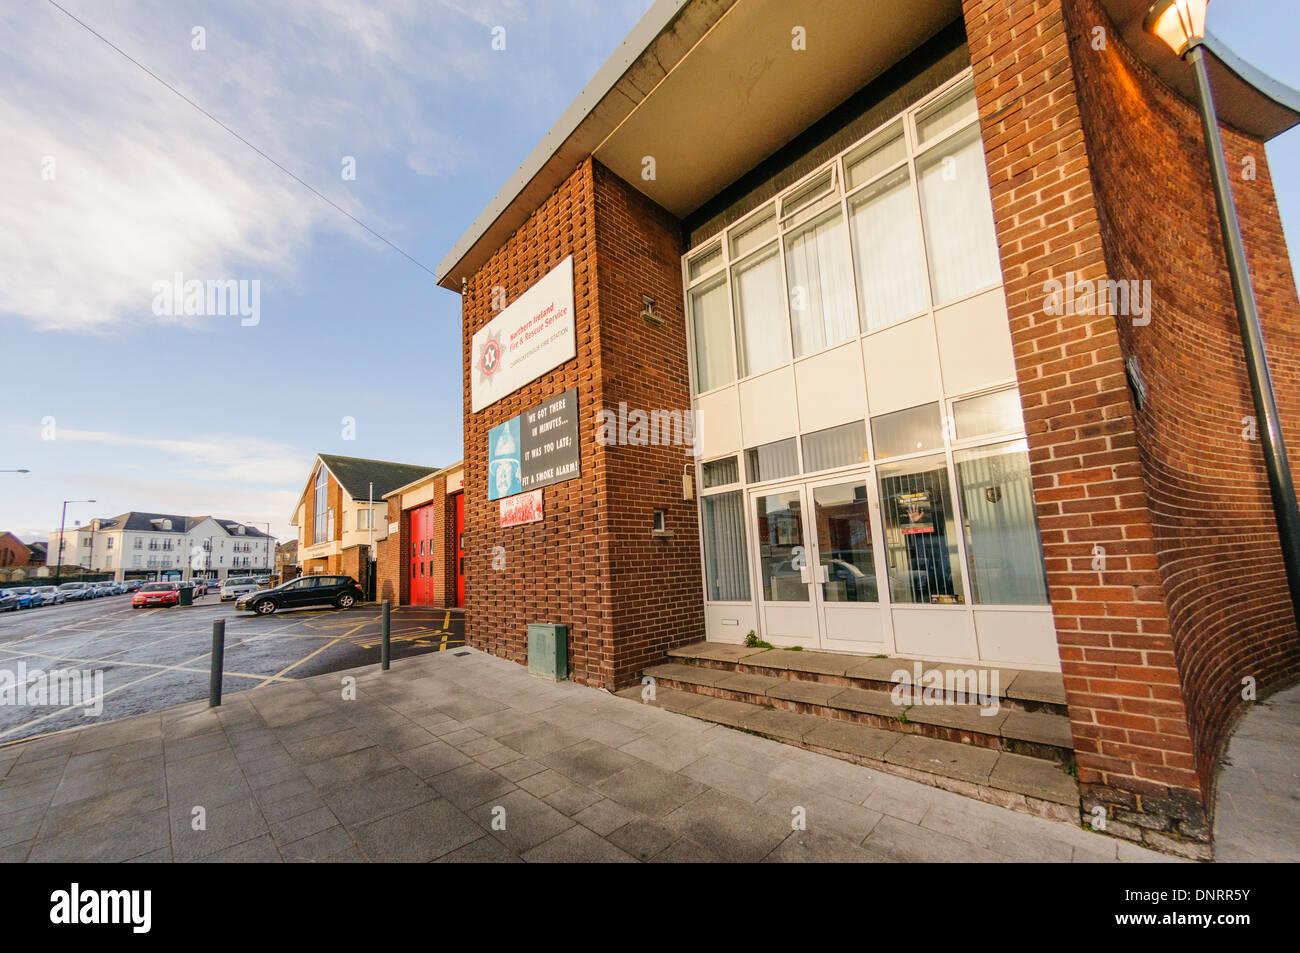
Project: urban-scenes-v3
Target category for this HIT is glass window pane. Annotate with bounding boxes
[801,421,867,472]
[689,278,734,393]
[781,169,834,220]
[954,440,1047,605]
[701,491,751,601]
[755,490,809,602]
[953,389,1023,440]
[784,208,858,358]
[702,457,740,488]
[878,456,964,604]
[845,122,906,189]
[849,165,929,332]
[871,403,944,459]
[915,79,978,146]
[732,248,790,376]
[745,438,799,483]
[688,243,722,281]
[916,124,1002,305]
[813,481,877,603]
[729,206,776,259]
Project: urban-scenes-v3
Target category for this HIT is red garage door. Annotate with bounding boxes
[408,503,437,606]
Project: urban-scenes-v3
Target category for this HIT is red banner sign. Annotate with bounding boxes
[500,489,543,528]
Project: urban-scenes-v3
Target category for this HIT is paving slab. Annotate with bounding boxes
[0,646,1172,864]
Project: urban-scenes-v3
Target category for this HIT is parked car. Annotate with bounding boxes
[0,591,17,612]
[238,575,364,615]
[254,575,272,586]
[9,587,39,609]
[29,586,66,606]
[124,580,144,592]
[57,582,92,601]
[221,577,260,601]
[133,582,180,608]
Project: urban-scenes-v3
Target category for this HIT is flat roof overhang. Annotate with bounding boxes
[436,0,962,290]
[438,0,1300,294]
[1099,0,1300,139]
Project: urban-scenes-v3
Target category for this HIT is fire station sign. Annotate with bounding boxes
[471,256,576,413]
[487,387,580,501]
[500,490,543,528]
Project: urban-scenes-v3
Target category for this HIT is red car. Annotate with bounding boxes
[133,582,180,608]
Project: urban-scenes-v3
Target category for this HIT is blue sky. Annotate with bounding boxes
[1,0,1297,544]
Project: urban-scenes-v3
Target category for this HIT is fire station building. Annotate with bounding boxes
[435,0,1300,856]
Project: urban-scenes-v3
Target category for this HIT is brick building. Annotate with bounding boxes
[375,462,465,608]
[290,454,438,584]
[435,0,1300,855]
[0,532,33,569]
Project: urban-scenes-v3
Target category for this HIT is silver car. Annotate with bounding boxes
[220,577,260,601]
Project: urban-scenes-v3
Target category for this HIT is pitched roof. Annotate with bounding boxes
[88,512,268,536]
[317,454,439,502]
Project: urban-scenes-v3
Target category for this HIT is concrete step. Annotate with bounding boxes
[614,684,1080,817]
[643,661,1074,763]
[665,641,1068,712]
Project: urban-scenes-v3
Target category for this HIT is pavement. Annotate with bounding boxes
[0,646,1176,863]
[1212,681,1300,863]
[0,597,463,744]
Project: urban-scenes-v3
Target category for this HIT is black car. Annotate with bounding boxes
[237,575,364,615]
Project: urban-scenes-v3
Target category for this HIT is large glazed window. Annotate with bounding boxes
[916,122,1002,306]
[689,277,734,393]
[701,491,751,601]
[848,165,928,331]
[312,467,328,545]
[878,456,964,604]
[784,208,857,357]
[953,440,1048,605]
[731,248,789,377]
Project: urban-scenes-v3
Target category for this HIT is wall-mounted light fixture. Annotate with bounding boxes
[682,464,694,501]
[640,294,661,325]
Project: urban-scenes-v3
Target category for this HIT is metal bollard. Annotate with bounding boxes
[209,619,225,707]
[381,599,391,671]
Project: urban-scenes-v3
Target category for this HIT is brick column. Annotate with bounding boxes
[962,0,1206,854]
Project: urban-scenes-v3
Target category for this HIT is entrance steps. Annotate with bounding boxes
[616,641,1080,822]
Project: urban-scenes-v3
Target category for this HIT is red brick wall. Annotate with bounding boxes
[591,162,705,683]
[436,490,460,607]
[460,160,704,688]
[1063,0,1300,798]
[0,533,30,568]
[961,0,1206,849]
[376,495,407,606]
[462,159,614,688]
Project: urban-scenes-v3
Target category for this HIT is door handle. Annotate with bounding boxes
[816,564,827,584]
[799,565,810,584]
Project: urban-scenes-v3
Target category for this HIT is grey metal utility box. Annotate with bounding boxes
[527,623,568,681]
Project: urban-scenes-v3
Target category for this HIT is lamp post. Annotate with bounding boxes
[54,499,95,585]
[1144,0,1300,624]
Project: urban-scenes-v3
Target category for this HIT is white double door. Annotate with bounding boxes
[749,469,893,654]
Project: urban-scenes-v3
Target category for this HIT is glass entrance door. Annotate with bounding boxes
[809,475,892,654]
[752,485,819,646]
[750,469,894,652]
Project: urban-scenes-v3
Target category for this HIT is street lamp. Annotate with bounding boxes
[1144,0,1300,624]
[54,499,96,585]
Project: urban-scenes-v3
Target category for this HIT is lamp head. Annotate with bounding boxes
[1143,0,1209,57]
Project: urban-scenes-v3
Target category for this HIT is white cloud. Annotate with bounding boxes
[54,428,307,485]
